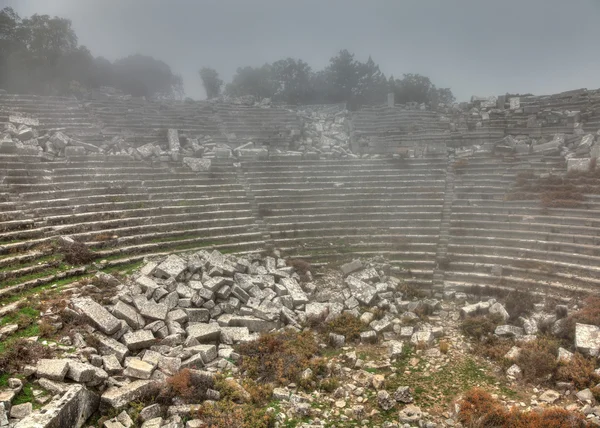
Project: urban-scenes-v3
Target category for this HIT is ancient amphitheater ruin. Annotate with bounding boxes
[3,88,600,427]
[2,88,600,299]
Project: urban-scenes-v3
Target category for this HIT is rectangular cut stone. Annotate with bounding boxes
[186,323,221,342]
[154,255,187,279]
[354,268,379,282]
[135,276,159,292]
[123,359,154,380]
[231,285,250,303]
[279,278,308,306]
[93,333,129,362]
[344,276,377,306]
[185,344,218,363]
[123,330,155,350]
[134,297,168,321]
[183,157,211,172]
[66,362,98,383]
[204,276,228,291]
[73,297,120,335]
[101,380,156,409]
[113,301,145,329]
[575,323,600,356]
[567,158,591,172]
[340,259,362,275]
[229,315,277,332]
[102,355,123,375]
[186,308,210,323]
[15,385,99,428]
[220,326,251,344]
[36,359,70,381]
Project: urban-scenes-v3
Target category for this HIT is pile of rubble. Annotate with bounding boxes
[5,251,447,427]
[0,115,100,159]
[293,105,356,159]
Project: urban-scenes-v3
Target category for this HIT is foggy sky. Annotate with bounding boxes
[4,0,600,101]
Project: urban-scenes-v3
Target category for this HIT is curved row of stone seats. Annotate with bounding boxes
[446,152,600,294]
[0,154,266,297]
[352,107,450,153]
[0,94,102,144]
[215,104,301,148]
[242,157,446,285]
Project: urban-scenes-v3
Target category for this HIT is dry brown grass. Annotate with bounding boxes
[0,339,54,374]
[286,258,311,275]
[237,330,322,385]
[458,387,587,428]
[59,239,96,265]
[516,337,559,382]
[556,353,600,390]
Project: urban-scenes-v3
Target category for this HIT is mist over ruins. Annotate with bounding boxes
[1,3,600,427]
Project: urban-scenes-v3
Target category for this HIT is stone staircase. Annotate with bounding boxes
[433,153,455,288]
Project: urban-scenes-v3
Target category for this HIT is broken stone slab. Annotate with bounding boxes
[72,297,121,335]
[220,326,251,344]
[410,331,434,348]
[495,325,524,338]
[93,333,130,363]
[575,323,600,356]
[229,315,277,332]
[122,330,155,351]
[506,364,522,379]
[102,355,123,375]
[388,340,404,359]
[136,143,160,159]
[113,301,145,330]
[344,276,377,306]
[66,361,107,384]
[279,278,308,306]
[184,344,218,364]
[101,380,156,409]
[539,389,560,404]
[186,323,221,342]
[133,296,168,321]
[123,359,155,380]
[182,157,211,172]
[305,302,329,320]
[154,255,187,280]
[340,259,363,276]
[10,402,32,419]
[15,385,99,428]
[36,359,70,381]
[489,302,509,322]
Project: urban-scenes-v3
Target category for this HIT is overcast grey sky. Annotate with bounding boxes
[4,0,600,101]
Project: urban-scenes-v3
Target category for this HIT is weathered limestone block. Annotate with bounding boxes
[113,301,145,330]
[15,385,99,428]
[575,323,600,356]
[183,157,211,172]
[36,359,70,381]
[345,276,377,306]
[122,330,155,351]
[495,325,524,338]
[101,380,156,409]
[72,298,120,335]
[154,255,187,280]
[186,323,221,342]
[340,260,362,276]
[567,158,591,173]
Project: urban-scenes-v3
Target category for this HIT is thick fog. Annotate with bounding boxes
[5,0,600,100]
